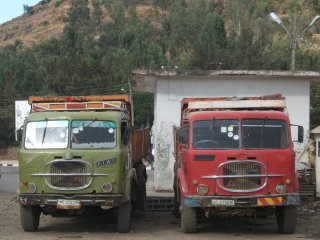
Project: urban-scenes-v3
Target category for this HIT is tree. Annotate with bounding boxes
[194,11,227,68]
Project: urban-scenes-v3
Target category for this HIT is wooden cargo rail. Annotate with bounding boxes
[131,128,150,161]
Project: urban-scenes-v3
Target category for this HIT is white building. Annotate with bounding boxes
[133,70,320,191]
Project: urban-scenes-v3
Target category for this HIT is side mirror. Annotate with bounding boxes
[298,126,304,143]
[122,127,130,146]
[291,124,304,143]
[16,127,23,143]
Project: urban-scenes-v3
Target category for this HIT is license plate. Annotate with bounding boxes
[56,199,81,209]
[211,199,235,206]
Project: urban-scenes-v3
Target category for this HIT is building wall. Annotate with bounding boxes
[152,76,310,191]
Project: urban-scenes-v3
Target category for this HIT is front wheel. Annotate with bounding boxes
[276,206,297,234]
[117,201,132,233]
[180,192,197,233]
[20,205,40,232]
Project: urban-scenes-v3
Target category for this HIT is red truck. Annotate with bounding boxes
[173,94,303,234]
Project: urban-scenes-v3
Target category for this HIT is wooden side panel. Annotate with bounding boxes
[131,128,150,162]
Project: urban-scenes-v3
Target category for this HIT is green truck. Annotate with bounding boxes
[17,95,149,233]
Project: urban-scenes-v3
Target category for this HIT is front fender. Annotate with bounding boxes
[177,167,188,197]
[124,168,137,200]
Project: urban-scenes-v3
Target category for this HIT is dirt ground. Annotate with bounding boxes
[1,193,320,240]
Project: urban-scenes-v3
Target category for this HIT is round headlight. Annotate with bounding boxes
[102,182,113,193]
[197,184,208,196]
[26,183,37,193]
[276,183,286,194]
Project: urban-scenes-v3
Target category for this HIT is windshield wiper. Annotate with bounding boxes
[259,118,266,148]
[41,118,48,145]
[211,118,216,146]
[86,118,98,128]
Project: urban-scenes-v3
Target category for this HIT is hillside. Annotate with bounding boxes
[0,1,68,47]
[0,0,165,47]
[2,0,320,144]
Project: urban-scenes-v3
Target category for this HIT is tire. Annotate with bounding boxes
[173,180,180,218]
[132,181,146,218]
[20,205,40,232]
[134,163,147,212]
[117,201,132,233]
[276,206,297,234]
[133,182,146,217]
[180,193,197,233]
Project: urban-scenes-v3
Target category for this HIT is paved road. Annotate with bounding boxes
[0,172,18,194]
[1,172,320,239]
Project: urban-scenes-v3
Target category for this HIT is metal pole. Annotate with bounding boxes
[291,8,297,71]
[291,35,296,71]
[270,11,320,71]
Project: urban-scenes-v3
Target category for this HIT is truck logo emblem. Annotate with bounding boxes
[97,158,116,167]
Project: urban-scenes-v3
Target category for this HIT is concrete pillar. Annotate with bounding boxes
[314,134,320,197]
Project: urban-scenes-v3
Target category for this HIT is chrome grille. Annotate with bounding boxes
[218,161,265,192]
[45,160,92,190]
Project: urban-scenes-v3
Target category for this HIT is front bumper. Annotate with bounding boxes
[18,193,125,208]
[184,193,300,208]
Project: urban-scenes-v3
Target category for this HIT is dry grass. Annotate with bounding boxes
[0,1,70,47]
[0,0,167,48]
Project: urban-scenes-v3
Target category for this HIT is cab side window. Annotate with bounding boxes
[180,125,189,145]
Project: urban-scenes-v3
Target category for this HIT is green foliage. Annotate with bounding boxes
[41,20,49,26]
[311,86,320,129]
[23,4,34,14]
[133,93,154,127]
[195,11,227,68]
[153,0,172,9]
[55,0,66,7]
[0,107,15,142]
[1,0,320,142]
[40,0,52,5]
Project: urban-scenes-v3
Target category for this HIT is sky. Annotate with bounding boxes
[0,0,40,24]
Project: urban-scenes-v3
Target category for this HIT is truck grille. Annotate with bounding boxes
[45,160,92,190]
[218,161,266,192]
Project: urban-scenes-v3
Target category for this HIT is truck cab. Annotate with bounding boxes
[174,95,303,234]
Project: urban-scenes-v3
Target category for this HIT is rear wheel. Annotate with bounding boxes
[132,163,147,218]
[276,206,297,234]
[173,187,180,218]
[20,205,40,232]
[135,163,147,211]
[173,164,180,218]
[117,201,132,233]
[180,192,197,233]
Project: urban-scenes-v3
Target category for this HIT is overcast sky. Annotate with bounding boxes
[0,0,40,24]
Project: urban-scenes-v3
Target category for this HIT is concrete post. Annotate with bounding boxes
[314,134,320,197]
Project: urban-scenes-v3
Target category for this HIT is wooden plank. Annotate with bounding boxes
[29,95,130,104]
[188,99,286,110]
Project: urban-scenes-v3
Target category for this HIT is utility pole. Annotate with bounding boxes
[269,11,320,71]
[291,7,297,71]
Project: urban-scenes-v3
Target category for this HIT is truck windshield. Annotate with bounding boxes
[193,120,240,149]
[24,120,69,149]
[71,120,116,149]
[242,119,288,149]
